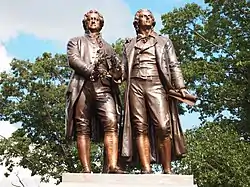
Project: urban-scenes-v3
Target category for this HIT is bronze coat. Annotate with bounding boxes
[65,35,122,142]
[121,33,187,163]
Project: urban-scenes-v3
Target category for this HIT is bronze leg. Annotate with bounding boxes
[136,134,151,173]
[129,79,152,173]
[102,149,108,173]
[75,90,92,173]
[145,77,172,174]
[77,135,91,173]
[96,93,124,173]
[156,137,172,174]
[162,137,172,174]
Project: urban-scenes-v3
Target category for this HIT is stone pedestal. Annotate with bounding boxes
[40,173,197,187]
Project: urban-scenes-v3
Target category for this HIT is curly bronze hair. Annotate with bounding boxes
[82,10,104,32]
[133,9,156,33]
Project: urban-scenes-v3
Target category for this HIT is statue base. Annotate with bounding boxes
[40,173,197,187]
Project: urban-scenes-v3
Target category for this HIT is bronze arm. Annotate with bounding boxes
[166,38,185,89]
[67,38,94,79]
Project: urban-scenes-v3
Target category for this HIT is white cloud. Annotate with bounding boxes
[0,44,12,72]
[0,121,18,139]
[0,0,136,44]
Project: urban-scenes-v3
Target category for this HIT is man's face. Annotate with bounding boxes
[138,10,153,28]
[86,12,101,32]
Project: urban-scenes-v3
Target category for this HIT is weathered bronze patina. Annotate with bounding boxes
[120,9,191,174]
[65,10,124,174]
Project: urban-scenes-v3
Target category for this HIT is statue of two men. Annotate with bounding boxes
[65,9,191,174]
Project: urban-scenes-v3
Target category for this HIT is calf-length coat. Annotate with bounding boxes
[120,33,187,164]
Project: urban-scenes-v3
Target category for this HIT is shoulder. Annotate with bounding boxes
[124,37,133,44]
[102,39,113,48]
[156,34,175,48]
[156,33,170,43]
[68,36,82,42]
[67,36,85,45]
[101,39,115,53]
[123,37,136,49]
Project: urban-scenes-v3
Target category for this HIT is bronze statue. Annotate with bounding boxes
[65,10,124,174]
[120,9,192,174]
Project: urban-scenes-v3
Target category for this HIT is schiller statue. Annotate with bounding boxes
[120,9,196,174]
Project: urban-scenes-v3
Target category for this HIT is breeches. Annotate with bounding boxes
[129,77,171,139]
[74,85,117,136]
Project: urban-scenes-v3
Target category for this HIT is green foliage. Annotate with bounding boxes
[112,38,126,106]
[0,53,103,184]
[161,1,250,135]
[173,122,250,187]
[161,1,250,186]
[112,38,125,58]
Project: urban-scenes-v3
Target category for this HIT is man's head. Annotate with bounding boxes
[82,10,104,33]
[133,9,156,33]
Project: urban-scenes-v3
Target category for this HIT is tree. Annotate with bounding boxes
[0,53,104,184]
[161,1,250,136]
[173,122,250,187]
[112,38,127,107]
[160,1,250,186]
[112,38,125,57]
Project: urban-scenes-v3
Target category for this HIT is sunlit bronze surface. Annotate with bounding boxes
[65,10,124,174]
[121,9,188,174]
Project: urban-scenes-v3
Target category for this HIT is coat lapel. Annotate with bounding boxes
[155,35,174,90]
[155,35,166,66]
[121,38,136,158]
[79,36,85,59]
[125,38,136,75]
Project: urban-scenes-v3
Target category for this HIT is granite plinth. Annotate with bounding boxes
[40,173,197,187]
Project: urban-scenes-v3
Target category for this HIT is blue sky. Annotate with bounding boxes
[2,0,205,61]
[125,0,205,14]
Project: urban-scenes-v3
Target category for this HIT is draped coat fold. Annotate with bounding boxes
[65,35,122,142]
[120,33,187,164]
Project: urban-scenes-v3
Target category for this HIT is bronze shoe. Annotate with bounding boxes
[141,170,153,174]
[107,166,127,174]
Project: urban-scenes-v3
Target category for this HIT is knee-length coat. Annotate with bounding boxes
[65,35,122,142]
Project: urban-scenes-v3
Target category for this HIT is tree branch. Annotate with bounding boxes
[16,173,25,187]
[11,173,25,187]
[187,22,236,60]
[11,182,21,187]
[192,29,223,48]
